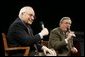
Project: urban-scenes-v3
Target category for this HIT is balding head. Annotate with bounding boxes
[19,6,35,19]
[18,6,35,24]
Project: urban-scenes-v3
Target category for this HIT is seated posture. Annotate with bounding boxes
[48,17,78,56]
[7,6,54,56]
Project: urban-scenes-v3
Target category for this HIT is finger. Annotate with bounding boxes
[53,49,56,56]
[53,50,57,56]
[49,50,55,56]
[43,50,46,55]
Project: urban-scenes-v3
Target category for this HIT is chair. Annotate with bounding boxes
[41,40,48,47]
[2,33,30,56]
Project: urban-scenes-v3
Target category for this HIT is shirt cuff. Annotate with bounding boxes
[65,39,68,44]
[39,33,43,39]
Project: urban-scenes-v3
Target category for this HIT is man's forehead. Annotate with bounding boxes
[63,20,72,23]
[26,10,35,16]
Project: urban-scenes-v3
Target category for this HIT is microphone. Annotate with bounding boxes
[67,27,70,33]
[40,21,45,29]
[67,27,76,37]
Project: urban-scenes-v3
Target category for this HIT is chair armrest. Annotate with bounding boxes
[5,47,30,56]
[5,47,30,50]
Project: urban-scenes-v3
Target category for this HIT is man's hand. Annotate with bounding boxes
[42,46,57,56]
[40,28,49,36]
[71,47,78,53]
[66,31,76,41]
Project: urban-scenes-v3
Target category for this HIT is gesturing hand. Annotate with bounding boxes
[42,46,57,56]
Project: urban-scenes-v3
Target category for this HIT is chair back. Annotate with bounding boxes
[2,33,30,56]
[2,33,8,49]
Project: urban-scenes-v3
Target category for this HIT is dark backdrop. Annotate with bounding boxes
[1,0,84,32]
[0,0,84,56]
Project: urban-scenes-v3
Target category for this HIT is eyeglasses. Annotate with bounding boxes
[26,12,36,19]
[64,22,71,25]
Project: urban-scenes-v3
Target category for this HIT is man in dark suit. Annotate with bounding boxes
[7,6,54,56]
[48,17,78,56]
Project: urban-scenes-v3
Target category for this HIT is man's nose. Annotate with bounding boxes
[31,16,34,20]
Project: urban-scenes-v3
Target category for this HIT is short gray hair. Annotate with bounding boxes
[59,17,72,24]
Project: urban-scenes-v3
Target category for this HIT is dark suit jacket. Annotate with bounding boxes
[48,27,74,56]
[7,18,42,55]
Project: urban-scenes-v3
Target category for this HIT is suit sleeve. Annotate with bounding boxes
[8,24,41,46]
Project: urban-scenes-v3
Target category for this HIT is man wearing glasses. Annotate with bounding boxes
[7,6,56,56]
